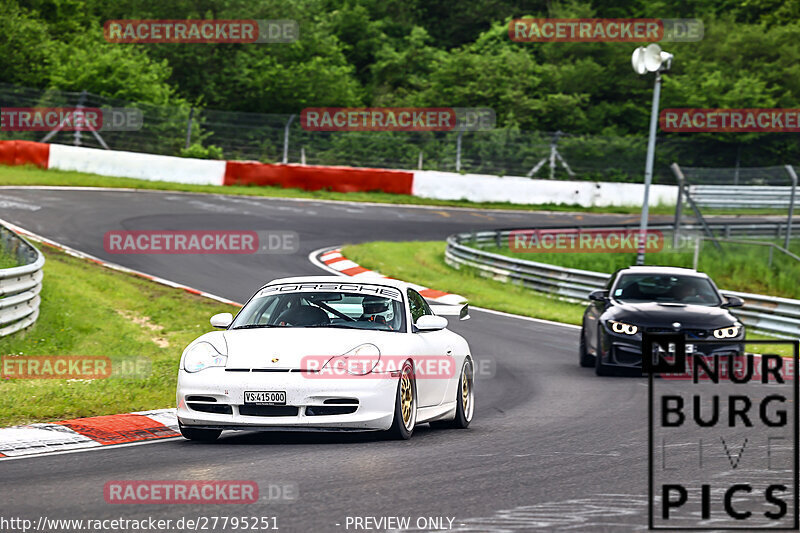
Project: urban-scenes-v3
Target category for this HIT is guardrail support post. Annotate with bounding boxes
[455,131,463,172]
[282,115,296,164]
[671,163,684,249]
[185,107,194,149]
[784,165,797,248]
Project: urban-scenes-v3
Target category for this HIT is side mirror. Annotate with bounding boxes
[415,315,448,331]
[210,312,233,328]
[429,303,470,321]
[722,296,744,308]
[588,290,609,302]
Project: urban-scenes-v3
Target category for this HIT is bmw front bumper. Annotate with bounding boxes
[599,330,745,368]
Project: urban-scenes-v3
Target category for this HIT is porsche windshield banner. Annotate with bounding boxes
[645,335,799,529]
[259,283,403,302]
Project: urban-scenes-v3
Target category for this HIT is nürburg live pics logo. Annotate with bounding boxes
[645,334,798,529]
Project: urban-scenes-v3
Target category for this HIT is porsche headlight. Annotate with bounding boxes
[609,321,638,335]
[326,343,381,376]
[183,342,227,373]
[713,325,741,339]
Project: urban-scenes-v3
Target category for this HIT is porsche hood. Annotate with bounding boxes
[220,328,394,369]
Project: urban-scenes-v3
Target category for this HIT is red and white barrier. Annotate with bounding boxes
[0,140,50,168]
[0,140,677,207]
[224,160,413,194]
[413,170,677,208]
[48,144,227,185]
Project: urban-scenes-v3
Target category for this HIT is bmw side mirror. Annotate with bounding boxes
[210,312,233,328]
[722,296,744,308]
[588,290,609,302]
[415,315,448,331]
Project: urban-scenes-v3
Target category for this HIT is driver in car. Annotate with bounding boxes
[359,296,390,326]
[671,282,696,302]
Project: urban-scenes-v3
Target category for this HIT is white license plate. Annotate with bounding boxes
[244,391,286,405]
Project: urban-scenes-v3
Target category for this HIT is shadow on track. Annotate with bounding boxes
[176,423,440,446]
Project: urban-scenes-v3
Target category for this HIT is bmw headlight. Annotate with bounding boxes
[609,320,638,335]
[325,343,381,376]
[183,342,227,373]
[713,324,741,339]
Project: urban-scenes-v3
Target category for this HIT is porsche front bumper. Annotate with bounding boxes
[176,368,398,431]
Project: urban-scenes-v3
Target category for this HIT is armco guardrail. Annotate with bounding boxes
[0,222,44,337]
[445,224,800,338]
[690,185,796,209]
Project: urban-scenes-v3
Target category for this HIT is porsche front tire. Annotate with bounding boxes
[387,361,417,440]
[179,423,221,442]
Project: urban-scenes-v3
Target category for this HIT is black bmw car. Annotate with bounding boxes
[580,266,745,376]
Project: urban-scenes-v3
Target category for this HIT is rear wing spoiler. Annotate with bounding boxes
[430,303,470,321]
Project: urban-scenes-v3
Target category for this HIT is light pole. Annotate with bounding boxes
[632,44,673,265]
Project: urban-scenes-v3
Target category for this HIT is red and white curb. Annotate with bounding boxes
[311,247,466,306]
[0,409,179,459]
[0,219,245,459]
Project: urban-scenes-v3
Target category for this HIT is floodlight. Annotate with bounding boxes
[631,46,647,75]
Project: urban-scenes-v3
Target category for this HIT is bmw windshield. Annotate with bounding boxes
[612,274,722,306]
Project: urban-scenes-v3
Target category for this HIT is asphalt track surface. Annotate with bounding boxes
[0,188,780,532]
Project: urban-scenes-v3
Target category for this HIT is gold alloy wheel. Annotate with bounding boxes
[400,369,414,430]
[461,363,474,421]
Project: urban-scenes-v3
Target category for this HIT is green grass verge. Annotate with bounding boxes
[0,163,674,215]
[0,250,17,269]
[483,238,800,299]
[0,245,236,426]
[342,241,586,325]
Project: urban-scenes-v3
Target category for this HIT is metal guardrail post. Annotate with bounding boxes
[784,165,797,249]
[282,114,296,164]
[455,131,463,172]
[671,162,684,249]
[185,107,194,150]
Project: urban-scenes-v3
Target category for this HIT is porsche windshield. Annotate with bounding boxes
[612,274,721,306]
[231,290,406,332]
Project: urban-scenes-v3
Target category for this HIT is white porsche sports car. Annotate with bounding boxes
[176,276,474,441]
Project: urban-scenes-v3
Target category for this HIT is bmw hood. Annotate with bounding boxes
[607,302,738,329]
[221,328,393,369]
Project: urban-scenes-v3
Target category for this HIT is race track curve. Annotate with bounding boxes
[0,187,675,532]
